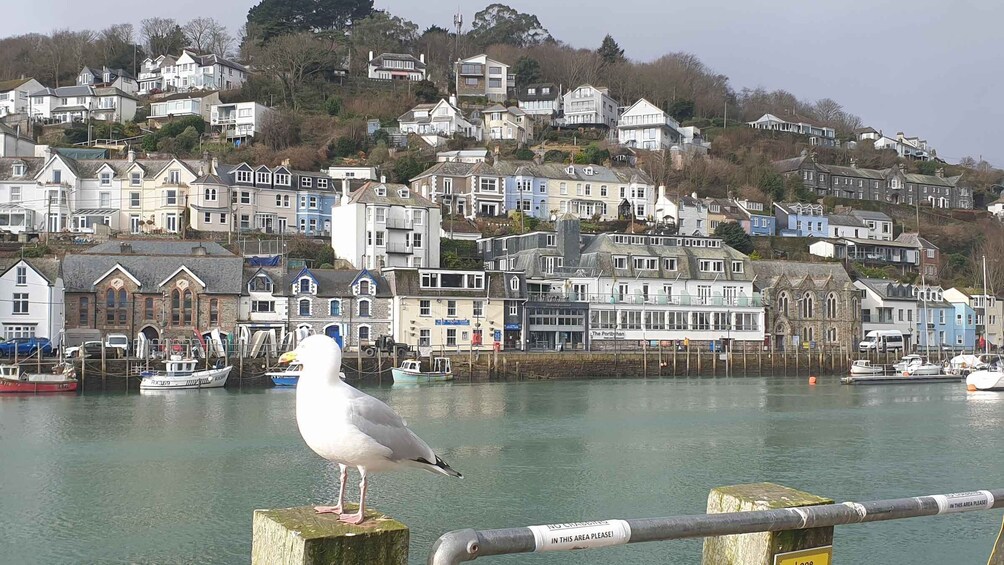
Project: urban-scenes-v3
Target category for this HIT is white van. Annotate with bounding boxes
[858,330,905,353]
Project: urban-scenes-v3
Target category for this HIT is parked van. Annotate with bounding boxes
[858,330,905,353]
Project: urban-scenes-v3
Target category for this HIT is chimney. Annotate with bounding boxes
[192,244,207,256]
[449,94,458,107]
[211,156,218,173]
[556,215,581,268]
[658,185,666,201]
[850,158,857,169]
[935,168,945,178]
[341,178,349,198]
[368,51,374,62]
[127,148,135,163]
[281,158,290,168]
[120,243,133,254]
[380,174,387,183]
[420,53,425,64]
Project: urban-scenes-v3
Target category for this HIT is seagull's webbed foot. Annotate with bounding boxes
[339,512,366,525]
[314,505,343,514]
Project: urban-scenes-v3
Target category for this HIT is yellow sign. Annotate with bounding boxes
[774,545,832,565]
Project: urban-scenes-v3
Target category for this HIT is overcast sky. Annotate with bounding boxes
[5,0,997,165]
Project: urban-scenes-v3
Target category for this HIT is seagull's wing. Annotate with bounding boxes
[344,388,437,464]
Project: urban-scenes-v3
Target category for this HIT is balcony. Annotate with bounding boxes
[527,292,763,307]
[385,218,413,230]
[386,242,412,254]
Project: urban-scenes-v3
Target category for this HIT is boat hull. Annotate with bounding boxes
[842,374,962,385]
[0,377,78,393]
[270,375,299,387]
[391,368,453,383]
[965,370,1004,391]
[140,366,232,390]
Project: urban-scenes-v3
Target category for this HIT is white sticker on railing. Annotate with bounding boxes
[932,490,995,514]
[528,520,631,552]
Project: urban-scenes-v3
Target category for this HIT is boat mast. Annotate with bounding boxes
[983,255,990,356]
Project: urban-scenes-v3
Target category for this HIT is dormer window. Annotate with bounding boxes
[300,177,313,188]
[235,170,252,183]
[565,166,575,175]
[256,170,271,184]
[358,279,371,295]
[11,163,25,177]
[527,87,536,95]
[298,278,312,293]
[317,178,328,188]
[274,172,290,185]
[584,166,594,176]
[248,274,273,293]
[398,188,409,198]
[375,186,386,197]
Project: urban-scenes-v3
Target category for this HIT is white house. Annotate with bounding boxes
[0,123,36,158]
[367,52,426,81]
[455,54,512,102]
[654,189,709,236]
[0,77,44,117]
[29,85,137,124]
[617,98,682,150]
[747,113,836,147]
[436,149,489,164]
[322,166,378,180]
[562,85,619,129]
[160,50,247,92]
[826,214,867,239]
[210,101,273,143]
[77,66,138,95]
[989,196,1004,219]
[398,99,481,143]
[239,267,289,341]
[137,54,177,94]
[0,258,64,345]
[517,83,562,116]
[850,210,893,241]
[856,278,918,345]
[149,91,221,123]
[482,104,532,144]
[331,181,442,270]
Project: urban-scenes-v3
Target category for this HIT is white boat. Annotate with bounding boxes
[902,356,943,376]
[893,354,924,372]
[391,358,453,383]
[966,356,1004,391]
[946,354,986,376]
[850,360,885,375]
[139,355,232,390]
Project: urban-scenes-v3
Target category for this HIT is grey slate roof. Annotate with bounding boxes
[0,257,61,284]
[348,181,436,207]
[293,268,393,298]
[856,278,917,301]
[411,161,504,181]
[31,85,94,97]
[849,210,892,222]
[63,244,243,294]
[519,83,560,101]
[384,268,508,298]
[895,232,938,250]
[83,240,232,256]
[750,260,852,291]
[369,53,426,69]
[827,214,867,228]
[0,157,44,180]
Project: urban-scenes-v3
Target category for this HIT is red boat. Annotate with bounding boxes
[0,363,78,393]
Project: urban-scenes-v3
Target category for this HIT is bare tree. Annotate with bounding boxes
[252,32,337,109]
[184,17,233,57]
[141,17,186,56]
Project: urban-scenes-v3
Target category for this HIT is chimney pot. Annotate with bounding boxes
[420,53,425,64]
[380,175,387,183]
[127,148,136,163]
[369,51,374,62]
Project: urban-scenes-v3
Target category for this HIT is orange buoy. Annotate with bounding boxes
[903,371,910,377]
[808,376,817,385]
[967,384,978,392]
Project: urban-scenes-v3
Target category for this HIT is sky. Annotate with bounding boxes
[4,0,999,166]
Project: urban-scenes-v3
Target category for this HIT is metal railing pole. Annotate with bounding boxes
[428,489,1004,565]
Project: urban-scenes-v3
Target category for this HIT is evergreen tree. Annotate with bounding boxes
[714,222,754,254]
[597,34,625,65]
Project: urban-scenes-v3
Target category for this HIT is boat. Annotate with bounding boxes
[139,355,232,390]
[267,362,303,386]
[0,363,78,393]
[965,256,1004,391]
[892,354,924,372]
[946,354,986,376]
[850,360,885,375]
[901,356,944,376]
[391,358,453,383]
[842,372,962,385]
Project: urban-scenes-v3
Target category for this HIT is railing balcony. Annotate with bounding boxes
[386,218,413,230]
[386,242,412,254]
[527,292,763,307]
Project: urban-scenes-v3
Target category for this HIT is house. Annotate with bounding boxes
[29,85,137,124]
[479,215,764,350]
[137,54,177,94]
[896,233,940,281]
[747,113,836,147]
[436,149,489,164]
[482,104,532,144]
[367,52,426,81]
[149,91,221,123]
[826,214,867,239]
[704,198,746,234]
[849,210,893,241]
[733,199,775,236]
[562,85,619,130]
[776,152,971,209]
[0,258,64,345]
[858,127,935,161]
[440,217,483,241]
[0,77,44,117]
[989,196,1004,219]
[410,161,506,218]
[943,288,1004,347]
[0,155,44,233]
[160,49,247,92]
[855,278,919,346]
[287,268,392,351]
[385,267,507,350]
[809,238,919,267]
[543,163,654,222]
[773,202,827,237]
[210,101,273,143]
[398,99,482,144]
[751,261,860,351]
[239,265,289,343]
[617,98,682,151]
[914,285,973,351]
[331,181,442,270]
[517,83,562,117]
[323,166,378,180]
[77,66,138,94]
[62,240,243,343]
[654,190,707,235]
[454,54,512,102]
[0,123,36,158]
[492,160,550,219]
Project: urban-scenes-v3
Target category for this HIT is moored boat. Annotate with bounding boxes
[0,363,78,393]
[139,355,231,390]
[965,356,1004,391]
[850,360,885,375]
[902,356,944,376]
[391,358,453,383]
[267,362,303,387]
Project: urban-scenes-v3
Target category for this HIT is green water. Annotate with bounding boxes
[1,377,1002,564]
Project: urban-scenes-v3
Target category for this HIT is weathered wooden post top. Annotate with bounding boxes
[252,506,409,565]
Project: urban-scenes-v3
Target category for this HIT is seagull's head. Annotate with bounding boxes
[280,334,342,383]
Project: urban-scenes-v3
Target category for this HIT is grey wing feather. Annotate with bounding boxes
[345,389,436,463]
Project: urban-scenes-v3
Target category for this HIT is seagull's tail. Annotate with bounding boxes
[412,455,463,478]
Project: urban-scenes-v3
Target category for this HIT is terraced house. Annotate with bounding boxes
[410,161,506,217]
[543,163,655,221]
[286,268,392,351]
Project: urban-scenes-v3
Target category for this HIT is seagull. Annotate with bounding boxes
[279,334,462,524]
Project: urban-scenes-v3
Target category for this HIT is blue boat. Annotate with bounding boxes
[267,363,302,387]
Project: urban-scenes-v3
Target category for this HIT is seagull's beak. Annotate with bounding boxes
[278,350,298,365]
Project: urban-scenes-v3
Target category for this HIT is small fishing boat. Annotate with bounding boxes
[139,355,231,390]
[391,358,453,383]
[267,362,303,387]
[850,360,885,375]
[0,363,77,393]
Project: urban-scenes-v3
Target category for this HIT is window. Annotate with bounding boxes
[732,261,744,273]
[358,280,370,295]
[663,258,678,271]
[220,213,227,224]
[10,186,20,203]
[300,177,313,188]
[826,293,838,319]
[418,299,431,316]
[299,278,311,293]
[251,300,275,313]
[633,257,657,270]
[801,292,814,318]
[322,299,339,317]
[248,274,273,292]
[130,192,140,207]
[509,304,518,316]
[164,189,177,206]
[235,170,252,183]
[358,299,371,317]
[256,170,271,184]
[412,233,422,248]
[275,194,291,207]
[15,266,26,286]
[168,170,181,184]
[419,329,431,347]
[79,297,90,325]
[446,328,457,346]
[699,260,725,273]
[145,297,154,320]
[473,300,484,318]
[241,191,251,204]
[204,188,217,201]
[275,173,290,185]
[299,299,311,316]
[613,256,628,269]
[203,212,212,224]
[778,292,790,317]
[447,300,457,317]
[100,172,111,186]
[358,325,370,341]
[182,290,192,325]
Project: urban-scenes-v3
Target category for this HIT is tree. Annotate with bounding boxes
[668,99,695,121]
[350,11,418,65]
[714,222,753,254]
[251,32,338,108]
[392,154,428,184]
[141,18,186,56]
[413,79,439,103]
[512,56,541,90]
[183,17,234,57]
[597,34,624,66]
[96,24,140,74]
[325,96,342,116]
[260,110,302,150]
[246,0,374,42]
[469,4,552,47]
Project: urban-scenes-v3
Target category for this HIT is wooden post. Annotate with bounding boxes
[101,342,107,389]
[252,506,408,565]
[643,339,648,377]
[702,482,834,565]
[686,343,691,375]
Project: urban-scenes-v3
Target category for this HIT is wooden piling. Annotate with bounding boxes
[252,506,408,565]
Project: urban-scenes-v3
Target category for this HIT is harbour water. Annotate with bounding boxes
[1,377,1002,564]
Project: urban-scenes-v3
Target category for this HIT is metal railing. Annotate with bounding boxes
[428,488,1004,564]
[527,292,763,307]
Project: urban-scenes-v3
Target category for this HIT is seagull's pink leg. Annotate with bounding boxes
[315,464,347,514]
[340,467,367,524]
